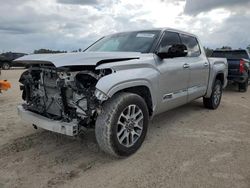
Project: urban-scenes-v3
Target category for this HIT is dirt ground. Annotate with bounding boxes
[0,69,250,188]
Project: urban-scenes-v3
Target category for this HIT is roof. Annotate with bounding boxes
[213,49,248,52]
[158,27,198,38]
[106,28,198,38]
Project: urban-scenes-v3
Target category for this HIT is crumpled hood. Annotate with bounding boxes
[15,52,141,68]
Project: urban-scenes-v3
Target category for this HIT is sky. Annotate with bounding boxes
[0,0,250,53]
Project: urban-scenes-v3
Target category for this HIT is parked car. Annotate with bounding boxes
[211,50,250,92]
[0,52,27,70]
[15,28,228,157]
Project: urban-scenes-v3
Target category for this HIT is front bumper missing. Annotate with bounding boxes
[17,105,78,136]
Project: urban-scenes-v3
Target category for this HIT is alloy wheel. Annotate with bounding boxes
[116,104,144,147]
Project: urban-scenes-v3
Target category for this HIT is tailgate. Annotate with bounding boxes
[227,59,240,76]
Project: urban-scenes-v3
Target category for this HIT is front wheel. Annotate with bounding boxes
[2,62,11,70]
[203,80,222,110]
[95,93,149,157]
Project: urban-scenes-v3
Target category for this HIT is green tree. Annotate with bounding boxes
[247,45,250,53]
[33,49,67,54]
[204,47,213,57]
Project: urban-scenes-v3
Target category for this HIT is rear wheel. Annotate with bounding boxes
[2,62,10,70]
[238,79,248,92]
[203,80,222,110]
[95,92,149,157]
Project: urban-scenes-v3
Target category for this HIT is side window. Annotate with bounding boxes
[158,31,181,53]
[5,53,12,59]
[180,34,201,57]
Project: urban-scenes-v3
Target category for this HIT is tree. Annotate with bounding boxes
[71,49,83,53]
[33,49,67,54]
[220,46,232,50]
[204,47,213,57]
[247,45,250,53]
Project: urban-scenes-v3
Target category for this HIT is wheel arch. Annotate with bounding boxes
[114,85,153,116]
[205,71,226,98]
[215,72,225,85]
[1,60,11,64]
[97,81,156,117]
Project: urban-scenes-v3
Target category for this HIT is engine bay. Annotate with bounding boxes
[19,65,111,128]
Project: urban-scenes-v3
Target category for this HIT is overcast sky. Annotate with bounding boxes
[0,0,250,53]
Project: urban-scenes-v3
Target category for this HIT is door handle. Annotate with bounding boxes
[204,62,209,67]
[183,63,190,69]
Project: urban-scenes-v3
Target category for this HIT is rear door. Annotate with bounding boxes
[179,34,209,101]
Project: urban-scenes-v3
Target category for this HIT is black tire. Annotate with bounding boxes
[95,92,149,157]
[203,80,222,110]
[238,79,248,92]
[1,62,11,70]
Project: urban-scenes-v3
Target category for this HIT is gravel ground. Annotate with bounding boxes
[0,69,250,188]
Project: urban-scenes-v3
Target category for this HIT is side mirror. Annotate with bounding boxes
[157,44,188,59]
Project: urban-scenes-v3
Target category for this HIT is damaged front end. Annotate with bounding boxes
[18,65,111,135]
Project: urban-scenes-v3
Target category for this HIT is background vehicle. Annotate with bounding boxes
[0,52,27,70]
[211,50,250,92]
[15,28,228,157]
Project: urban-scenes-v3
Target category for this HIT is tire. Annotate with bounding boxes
[238,79,248,92]
[95,92,149,157]
[203,80,222,110]
[1,62,10,70]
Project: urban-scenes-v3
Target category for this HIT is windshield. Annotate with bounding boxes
[86,31,160,53]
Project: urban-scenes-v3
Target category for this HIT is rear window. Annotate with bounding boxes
[212,51,249,59]
[179,34,201,57]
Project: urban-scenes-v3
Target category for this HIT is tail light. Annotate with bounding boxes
[239,59,245,73]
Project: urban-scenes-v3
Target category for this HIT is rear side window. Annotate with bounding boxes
[158,31,181,52]
[212,51,249,59]
[180,34,201,57]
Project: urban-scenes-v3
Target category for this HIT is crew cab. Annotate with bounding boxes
[15,28,228,157]
[211,50,250,92]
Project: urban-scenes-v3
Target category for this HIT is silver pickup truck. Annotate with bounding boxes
[16,28,228,157]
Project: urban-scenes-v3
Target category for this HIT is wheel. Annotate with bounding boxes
[203,80,222,110]
[238,79,248,92]
[95,92,149,157]
[2,62,10,70]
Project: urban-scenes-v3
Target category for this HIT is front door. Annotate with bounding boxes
[155,31,190,114]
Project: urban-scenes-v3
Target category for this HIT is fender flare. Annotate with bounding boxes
[96,79,157,112]
[205,71,226,98]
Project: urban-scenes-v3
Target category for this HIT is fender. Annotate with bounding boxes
[95,67,160,112]
[205,58,228,98]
